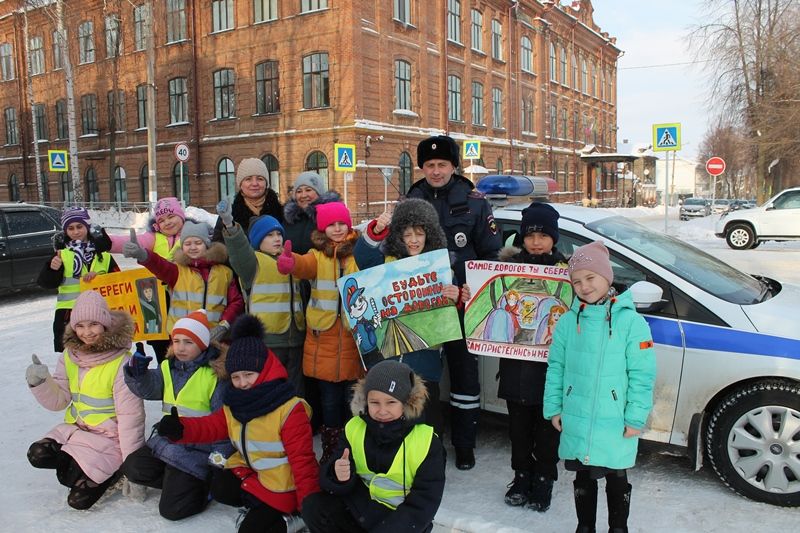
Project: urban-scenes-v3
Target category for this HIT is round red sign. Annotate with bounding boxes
[706,156,726,176]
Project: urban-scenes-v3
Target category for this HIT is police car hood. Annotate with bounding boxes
[741,281,800,340]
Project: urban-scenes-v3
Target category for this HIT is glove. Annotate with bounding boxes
[26,354,50,387]
[127,351,152,377]
[123,229,148,261]
[51,232,66,251]
[88,224,104,240]
[209,322,229,343]
[156,406,184,441]
[216,198,234,228]
[276,240,295,275]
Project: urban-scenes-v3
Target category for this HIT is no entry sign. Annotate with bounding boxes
[706,157,726,176]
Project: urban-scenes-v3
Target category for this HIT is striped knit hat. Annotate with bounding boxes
[172,309,211,350]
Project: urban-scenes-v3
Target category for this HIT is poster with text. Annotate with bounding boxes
[80,268,169,341]
[337,249,461,363]
[464,260,573,362]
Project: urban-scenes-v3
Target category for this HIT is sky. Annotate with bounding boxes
[591,1,711,159]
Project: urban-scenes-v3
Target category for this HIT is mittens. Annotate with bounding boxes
[276,240,295,275]
[126,352,152,377]
[216,199,234,228]
[26,354,50,387]
[123,229,148,261]
[156,406,184,441]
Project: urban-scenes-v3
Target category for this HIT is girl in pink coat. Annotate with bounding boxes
[26,290,145,510]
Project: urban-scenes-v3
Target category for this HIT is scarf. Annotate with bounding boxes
[225,379,296,424]
[65,240,96,278]
[242,194,266,217]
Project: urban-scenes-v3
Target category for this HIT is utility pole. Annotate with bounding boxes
[145,0,158,204]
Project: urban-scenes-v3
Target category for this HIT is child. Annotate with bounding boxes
[154,314,319,533]
[276,201,365,463]
[26,290,145,510]
[122,309,231,521]
[123,220,244,347]
[217,200,306,395]
[110,197,187,261]
[302,360,446,533]
[37,207,119,353]
[543,241,656,533]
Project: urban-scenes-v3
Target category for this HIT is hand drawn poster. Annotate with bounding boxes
[337,249,461,366]
[464,260,573,362]
[80,268,169,341]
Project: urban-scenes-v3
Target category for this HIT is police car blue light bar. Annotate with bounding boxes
[476,175,556,198]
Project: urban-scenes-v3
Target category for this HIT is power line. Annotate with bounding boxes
[620,59,713,70]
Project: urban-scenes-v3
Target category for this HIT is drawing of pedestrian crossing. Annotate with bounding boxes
[658,129,676,147]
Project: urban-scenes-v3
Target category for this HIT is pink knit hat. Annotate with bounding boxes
[69,290,113,329]
[568,241,614,285]
[172,309,211,350]
[316,202,352,232]
[153,197,186,223]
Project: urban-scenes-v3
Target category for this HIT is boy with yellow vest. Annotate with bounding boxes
[303,360,445,533]
[121,309,231,521]
[155,314,319,533]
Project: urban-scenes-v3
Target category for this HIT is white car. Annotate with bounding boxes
[715,187,800,249]
[469,202,800,506]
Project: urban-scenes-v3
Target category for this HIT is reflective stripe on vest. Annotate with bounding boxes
[153,232,181,261]
[160,359,217,417]
[306,250,358,332]
[248,253,305,334]
[346,416,434,510]
[167,264,232,331]
[56,251,113,309]
[63,352,125,426]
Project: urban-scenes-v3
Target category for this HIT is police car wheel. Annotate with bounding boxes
[706,380,800,506]
[725,224,755,250]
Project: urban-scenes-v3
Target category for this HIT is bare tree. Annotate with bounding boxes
[697,123,750,198]
[21,3,44,203]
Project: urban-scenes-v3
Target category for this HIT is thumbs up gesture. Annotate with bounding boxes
[156,406,184,441]
[216,198,234,228]
[334,448,351,482]
[123,229,148,262]
[49,250,63,271]
[276,240,295,275]
[26,354,51,388]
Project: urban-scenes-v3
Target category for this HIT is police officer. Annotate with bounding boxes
[407,135,502,470]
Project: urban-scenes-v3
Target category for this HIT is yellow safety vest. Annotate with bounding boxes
[56,250,112,310]
[346,417,434,510]
[224,399,312,493]
[249,253,305,334]
[160,359,217,417]
[153,232,181,261]
[63,352,125,427]
[168,264,233,330]
[306,250,358,332]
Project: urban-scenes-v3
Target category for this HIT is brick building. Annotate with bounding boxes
[0,0,620,213]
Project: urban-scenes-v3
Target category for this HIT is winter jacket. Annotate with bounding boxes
[212,189,284,243]
[37,228,118,291]
[283,191,342,255]
[123,344,232,480]
[109,215,201,258]
[30,311,145,484]
[497,245,568,405]
[543,290,656,469]
[319,372,445,533]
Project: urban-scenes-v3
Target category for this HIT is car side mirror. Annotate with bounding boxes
[630,281,666,313]
[765,203,774,211]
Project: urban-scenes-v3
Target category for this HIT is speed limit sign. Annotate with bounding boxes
[174,143,190,162]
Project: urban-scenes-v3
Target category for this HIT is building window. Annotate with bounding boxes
[261,154,279,191]
[168,77,188,123]
[134,5,147,51]
[0,43,14,81]
[105,14,122,58]
[492,87,503,129]
[573,110,579,141]
[607,68,614,103]
[167,0,187,43]
[491,19,502,60]
[497,157,503,173]
[561,107,568,139]
[471,81,483,126]
[172,162,190,203]
[447,0,461,44]
[107,90,125,132]
[305,151,328,187]
[29,36,45,75]
[213,68,236,119]
[549,43,557,81]
[600,67,606,100]
[81,94,98,135]
[136,84,147,128]
[33,103,48,140]
[40,172,50,202]
[591,61,597,97]
[394,60,411,111]
[447,74,461,122]
[113,166,127,203]
[61,172,74,203]
[85,167,99,205]
[255,61,280,114]
[5,107,18,145]
[521,97,533,133]
[55,100,67,139]
[78,21,95,64]
[53,30,64,70]
[521,160,527,175]
[212,0,234,32]
[254,0,278,23]
[581,58,588,93]
[140,164,149,201]
[302,53,329,109]
[218,158,235,198]
[301,0,327,13]
[9,174,20,201]
[394,0,411,24]
[560,46,567,82]
[470,9,482,52]
[520,36,532,73]
[399,151,412,194]
[549,104,557,138]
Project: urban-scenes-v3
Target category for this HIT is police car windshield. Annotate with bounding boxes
[586,216,765,305]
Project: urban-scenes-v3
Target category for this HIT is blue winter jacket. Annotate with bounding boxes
[543,290,656,469]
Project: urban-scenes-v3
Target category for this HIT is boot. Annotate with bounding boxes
[27,438,62,469]
[319,426,342,465]
[454,447,475,470]
[606,482,632,533]
[503,470,532,507]
[67,471,122,510]
[573,478,598,533]
[527,474,554,512]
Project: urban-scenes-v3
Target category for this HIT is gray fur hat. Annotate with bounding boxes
[384,198,448,259]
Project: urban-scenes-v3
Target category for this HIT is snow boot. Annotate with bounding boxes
[504,470,532,506]
[455,447,475,470]
[27,438,62,469]
[606,481,632,533]
[319,426,343,465]
[527,474,554,512]
[67,471,122,510]
[574,478,598,533]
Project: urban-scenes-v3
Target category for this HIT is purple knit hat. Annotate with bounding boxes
[568,241,614,285]
[61,207,90,231]
[69,290,113,329]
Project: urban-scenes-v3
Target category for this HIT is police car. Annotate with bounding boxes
[471,177,800,506]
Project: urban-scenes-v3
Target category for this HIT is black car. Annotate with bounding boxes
[0,203,61,290]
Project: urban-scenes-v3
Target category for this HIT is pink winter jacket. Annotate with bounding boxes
[30,311,145,484]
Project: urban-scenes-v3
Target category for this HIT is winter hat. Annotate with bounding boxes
[180,221,212,248]
[568,241,614,285]
[225,315,269,375]
[248,215,285,249]
[61,207,91,231]
[69,290,113,329]
[293,171,326,195]
[517,202,560,245]
[416,135,460,169]
[384,198,447,258]
[172,309,211,350]
[153,197,186,223]
[236,158,269,188]
[315,201,352,232]
[363,360,415,404]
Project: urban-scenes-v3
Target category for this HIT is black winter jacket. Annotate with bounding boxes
[212,189,283,243]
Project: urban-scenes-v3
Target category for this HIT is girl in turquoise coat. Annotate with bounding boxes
[543,241,656,533]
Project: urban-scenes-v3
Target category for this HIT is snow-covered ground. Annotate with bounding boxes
[2,208,799,532]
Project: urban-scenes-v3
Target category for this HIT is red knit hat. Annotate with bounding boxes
[316,202,352,232]
[172,309,211,350]
[69,290,113,329]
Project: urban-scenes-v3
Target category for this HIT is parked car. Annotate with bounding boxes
[711,198,732,214]
[679,197,711,220]
[714,187,800,249]
[725,199,753,212]
[0,203,61,291]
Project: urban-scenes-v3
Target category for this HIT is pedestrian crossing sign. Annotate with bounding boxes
[48,150,69,172]
[463,140,481,160]
[334,144,356,171]
[652,123,681,152]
